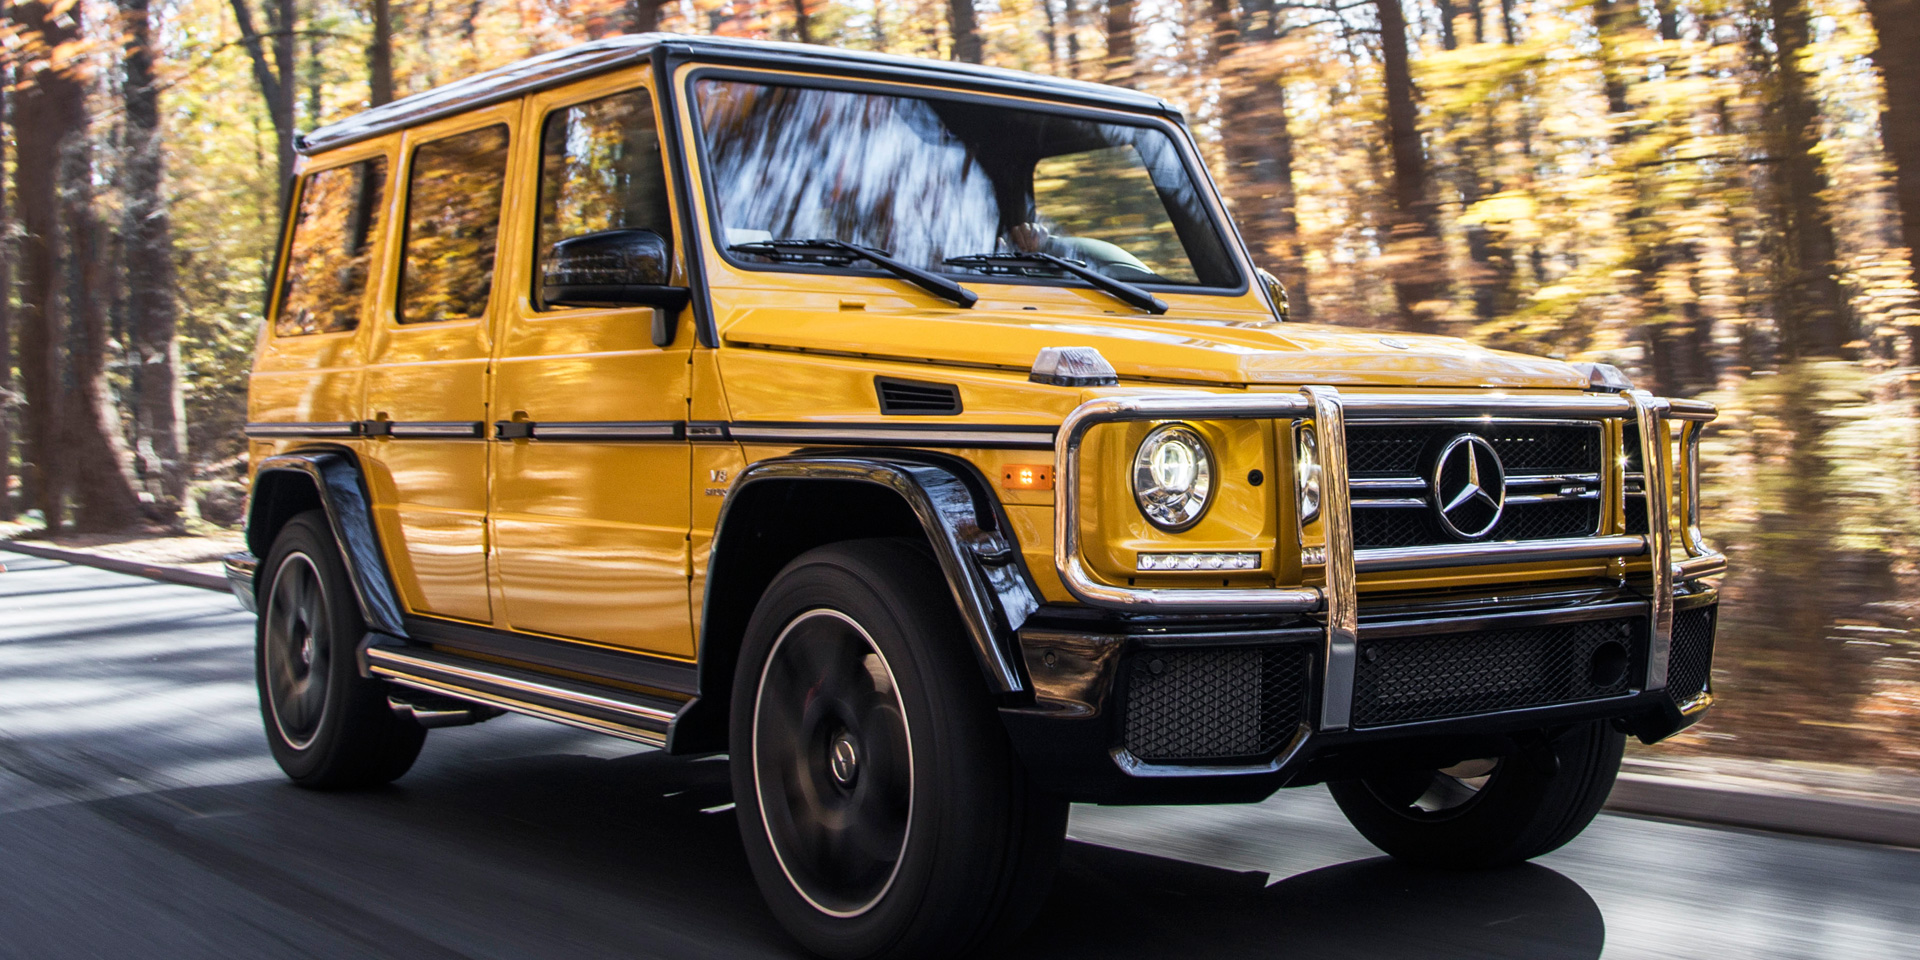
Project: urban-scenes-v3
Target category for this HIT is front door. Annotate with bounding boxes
[362,105,518,624]
[487,74,695,658]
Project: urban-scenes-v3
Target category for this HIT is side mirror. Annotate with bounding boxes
[542,229,691,345]
[1257,267,1290,321]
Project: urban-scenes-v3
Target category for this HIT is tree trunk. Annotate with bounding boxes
[1063,0,1083,77]
[1499,0,1517,44]
[230,0,298,213]
[369,0,394,106]
[1376,0,1448,330]
[1042,0,1060,71]
[121,0,187,526]
[61,143,146,532]
[1104,0,1135,85]
[11,2,78,532]
[1438,0,1459,50]
[1766,0,1852,359]
[1654,0,1681,40]
[949,0,982,62]
[0,66,13,521]
[1216,1,1309,317]
[627,0,662,32]
[792,0,812,43]
[1866,0,1920,289]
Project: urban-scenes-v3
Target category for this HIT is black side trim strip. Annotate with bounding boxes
[533,420,685,441]
[245,421,364,439]
[384,420,485,439]
[729,421,1055,449]
[404,615,701,697]
[484,418,1053,448]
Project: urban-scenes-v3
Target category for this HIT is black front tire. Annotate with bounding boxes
[730,539,1067,960]
[1328,721,1625,868]
[256,511,425,788]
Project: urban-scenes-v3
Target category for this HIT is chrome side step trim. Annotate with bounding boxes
[365,646,683,747]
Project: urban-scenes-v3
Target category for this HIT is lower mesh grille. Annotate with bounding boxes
[1666,605,1717,703]
[1352,617,1645,727]
[1122,646,1312,762]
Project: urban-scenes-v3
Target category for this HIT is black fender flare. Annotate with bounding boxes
[246,448,408,639]
[695,453,1040,705]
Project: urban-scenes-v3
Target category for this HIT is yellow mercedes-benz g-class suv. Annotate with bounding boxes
[227,33,1724,960]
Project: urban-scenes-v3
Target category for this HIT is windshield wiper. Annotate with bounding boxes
[943,252,1168,315]
[730,238,978,309]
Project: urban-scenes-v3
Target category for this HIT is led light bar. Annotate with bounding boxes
[1136,551,1260,572]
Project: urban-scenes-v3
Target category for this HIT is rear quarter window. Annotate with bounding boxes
[276,158,388,337]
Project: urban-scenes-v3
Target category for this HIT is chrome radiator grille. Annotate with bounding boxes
[1347,422,1605,549]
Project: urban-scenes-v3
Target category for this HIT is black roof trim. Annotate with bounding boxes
[298,34,1177,156]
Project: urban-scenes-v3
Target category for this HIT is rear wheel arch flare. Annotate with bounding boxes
[245,448,408,639]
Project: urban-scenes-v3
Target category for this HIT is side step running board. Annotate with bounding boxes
[366,645,686,747]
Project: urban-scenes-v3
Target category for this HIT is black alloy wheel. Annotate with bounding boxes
[256,511,425,787]
[262,550,332,750]
[731,539,1068,960]
[1328,721,1625,868]
[752,608,914,918]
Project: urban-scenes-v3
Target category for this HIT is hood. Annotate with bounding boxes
[722,309,1589,390]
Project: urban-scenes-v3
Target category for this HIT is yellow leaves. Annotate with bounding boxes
[1459,193,1537,228]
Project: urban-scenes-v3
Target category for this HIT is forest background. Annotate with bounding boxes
[1,0,1917,773]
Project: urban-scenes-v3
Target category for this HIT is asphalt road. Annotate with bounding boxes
[3,548,1917,960]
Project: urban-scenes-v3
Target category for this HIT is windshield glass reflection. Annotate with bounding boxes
[694,78,1239,289]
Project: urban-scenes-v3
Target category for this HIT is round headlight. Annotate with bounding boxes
[1133,424,1214,531]
[1296,425,1322,525]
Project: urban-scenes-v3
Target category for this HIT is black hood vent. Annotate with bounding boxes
[875,377,962,416]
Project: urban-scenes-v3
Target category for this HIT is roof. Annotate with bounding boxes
[299,34,1177,155]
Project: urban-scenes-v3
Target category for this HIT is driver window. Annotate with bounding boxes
[1031,144,1197,283]
[535,88,674,310]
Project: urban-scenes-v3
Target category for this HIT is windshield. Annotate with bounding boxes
[693,78,1241,289]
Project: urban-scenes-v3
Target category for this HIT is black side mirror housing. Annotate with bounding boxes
[1256,267,1290,321]
[542,229,692,345]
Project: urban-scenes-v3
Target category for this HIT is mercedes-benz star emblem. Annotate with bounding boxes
[1430,434,1506,540]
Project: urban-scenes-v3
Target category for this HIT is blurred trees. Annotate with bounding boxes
[0,0,1914,754]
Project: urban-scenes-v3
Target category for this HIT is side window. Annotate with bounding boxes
[398,124,510,324]
[535,89,673,309]
[276,158,387,337]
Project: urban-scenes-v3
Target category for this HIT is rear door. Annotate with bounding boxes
[361,104,519,624]
[486,71,696,658]
[247,143,391,474]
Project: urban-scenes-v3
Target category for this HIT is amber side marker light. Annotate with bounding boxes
[1002,465,1055,490]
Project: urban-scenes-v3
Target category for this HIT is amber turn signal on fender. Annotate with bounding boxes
[1002,464,1055,490]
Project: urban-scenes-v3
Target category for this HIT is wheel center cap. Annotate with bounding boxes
[828,734,860,787]
[299,635,314,668]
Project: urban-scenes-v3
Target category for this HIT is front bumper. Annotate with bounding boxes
[1000,582,1719,805]
[1008,386,1723,805]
